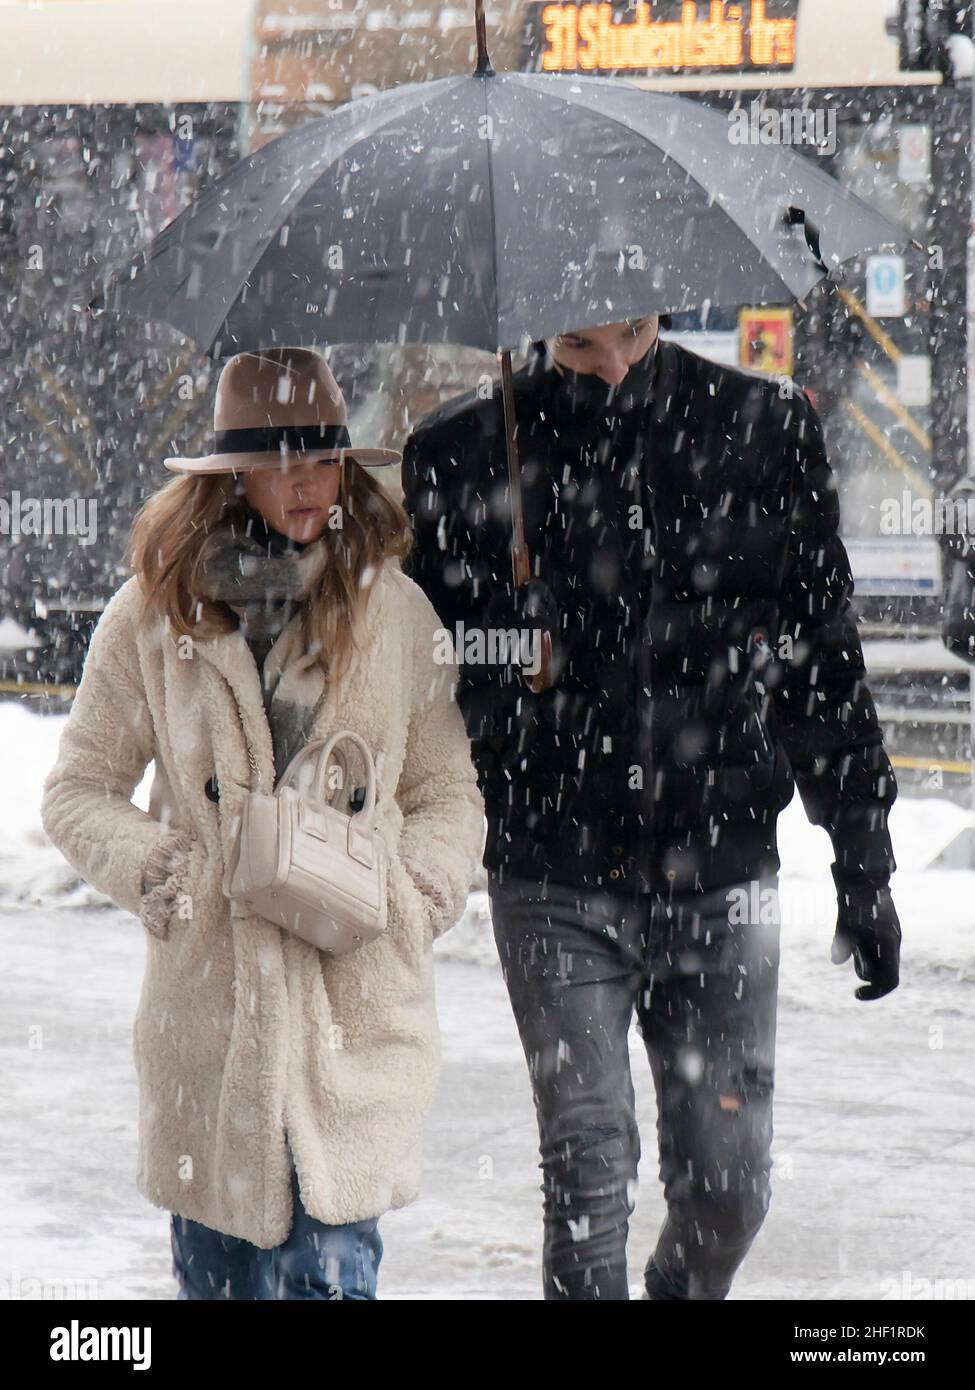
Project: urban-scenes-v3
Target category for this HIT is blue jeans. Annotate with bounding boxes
[488,871,781,1300]
[170,1140,383,1300]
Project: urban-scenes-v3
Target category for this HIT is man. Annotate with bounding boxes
[940,473,975,659]
[401,315,901,1301]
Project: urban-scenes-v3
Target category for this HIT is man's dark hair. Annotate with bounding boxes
[531,314,672,355]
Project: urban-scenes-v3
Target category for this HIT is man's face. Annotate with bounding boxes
[546,315,660,384]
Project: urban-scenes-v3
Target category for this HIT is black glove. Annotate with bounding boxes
[486,577,557,634]
[484,578,558,689]
[830,868,901,1001]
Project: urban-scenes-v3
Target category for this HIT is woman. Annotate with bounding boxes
[40,347,484,1300]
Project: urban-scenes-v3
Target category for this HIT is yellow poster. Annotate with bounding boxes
[739,307,794,376]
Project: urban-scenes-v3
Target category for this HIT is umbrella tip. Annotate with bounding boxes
[474,0,495,75]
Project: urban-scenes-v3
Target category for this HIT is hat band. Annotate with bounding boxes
[213,424,352,454]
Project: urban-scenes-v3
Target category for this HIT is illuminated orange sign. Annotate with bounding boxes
[740,308,794,376]
[525,1,798,75]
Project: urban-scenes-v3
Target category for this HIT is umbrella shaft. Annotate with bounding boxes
[501,350,530,589]
[474,0,494,76]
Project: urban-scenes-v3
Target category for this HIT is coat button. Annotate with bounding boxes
[611,843,624,855]
[610,868,621,880]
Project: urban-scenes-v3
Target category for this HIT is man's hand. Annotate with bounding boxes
[524,631,553,694]
[830,875,902,1001]
[487,578,557,693]
[516,579,556,692]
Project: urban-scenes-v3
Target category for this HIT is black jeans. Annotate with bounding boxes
[488,870,781,1300]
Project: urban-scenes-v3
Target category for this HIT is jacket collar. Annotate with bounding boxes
[523,335,680,432]
[648,337,682,429]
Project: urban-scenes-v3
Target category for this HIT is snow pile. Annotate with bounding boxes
[0,615,37,652]
[0,703,132,912]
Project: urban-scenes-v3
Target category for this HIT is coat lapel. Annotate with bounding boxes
[196,624,276,790]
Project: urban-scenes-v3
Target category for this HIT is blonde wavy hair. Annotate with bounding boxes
[125,461,412,683]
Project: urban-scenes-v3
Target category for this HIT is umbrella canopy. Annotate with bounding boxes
[86,3,911,691]
[89,72,908,357]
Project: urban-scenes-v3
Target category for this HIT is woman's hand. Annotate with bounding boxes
[139,829,199,940]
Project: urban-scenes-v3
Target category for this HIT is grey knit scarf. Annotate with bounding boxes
[195,513,331,654]
[195,512,333,781]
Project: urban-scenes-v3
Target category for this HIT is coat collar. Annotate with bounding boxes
[648,337,682,429]
[521,335,681,432]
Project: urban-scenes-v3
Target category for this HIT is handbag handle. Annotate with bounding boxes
[278,731,377,820]
[278,737,337,793]
[278,740,349,808]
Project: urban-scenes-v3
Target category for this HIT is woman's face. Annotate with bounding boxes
[242,456,342,543]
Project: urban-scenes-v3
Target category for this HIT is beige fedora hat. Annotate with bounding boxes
[164,347,401,474]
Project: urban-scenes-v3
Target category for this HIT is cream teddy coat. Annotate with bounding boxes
[39,560,484,1248]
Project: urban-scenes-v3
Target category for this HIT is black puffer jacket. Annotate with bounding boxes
[402,339,897,897]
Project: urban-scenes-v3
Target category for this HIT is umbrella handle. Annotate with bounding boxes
[500,350,553,694]
[474,0,495,76]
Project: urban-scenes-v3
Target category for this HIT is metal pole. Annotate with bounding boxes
[969,665,975,825]
[969,1,975,825]
[968,0,975,482]
[500,350,529,589]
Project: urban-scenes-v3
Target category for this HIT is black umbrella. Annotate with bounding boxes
[88,1,909,659]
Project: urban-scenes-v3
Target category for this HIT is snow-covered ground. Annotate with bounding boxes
[2,700,974,1300]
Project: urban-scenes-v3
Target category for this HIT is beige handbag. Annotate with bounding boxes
[221,730,388,955]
